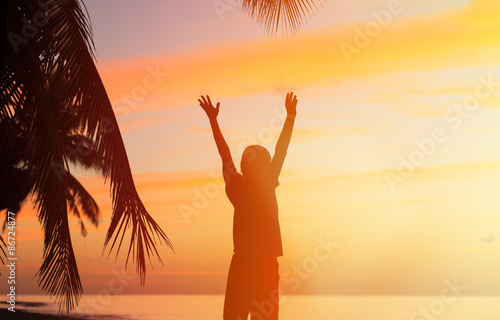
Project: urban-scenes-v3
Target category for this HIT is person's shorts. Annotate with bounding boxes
[223,254,280,320]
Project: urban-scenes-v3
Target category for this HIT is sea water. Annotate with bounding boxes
[12,295,500,319]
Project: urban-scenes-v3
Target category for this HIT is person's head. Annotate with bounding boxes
[240,145,271,178]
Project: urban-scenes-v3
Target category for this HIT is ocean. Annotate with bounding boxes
[12,295,500,319]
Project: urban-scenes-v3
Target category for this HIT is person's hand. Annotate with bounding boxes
[198,95,220,120]
[285,92,297,116]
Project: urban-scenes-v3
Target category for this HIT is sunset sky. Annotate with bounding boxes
[10,0,500,296]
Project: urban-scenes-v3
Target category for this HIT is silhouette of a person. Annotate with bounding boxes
[198,93,297,320]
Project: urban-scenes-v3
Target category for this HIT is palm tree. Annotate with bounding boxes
[0,0,323,313]
[1,0,173,312]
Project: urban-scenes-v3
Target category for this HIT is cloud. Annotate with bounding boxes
[94,0,500,119]
[481,234,495,242]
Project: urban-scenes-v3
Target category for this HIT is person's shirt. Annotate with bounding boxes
[225,168,283,258]
[218,115,294,258]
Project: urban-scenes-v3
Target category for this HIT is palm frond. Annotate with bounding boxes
[0,235,7,268]
[5,47,85,312]
[67,194,88,237]
[2,0,172,312]
[41,1,175,282]
[34,170,83,313]
[241,0,325,35]
[7,23,85,310]
[67,172,100,229]
[0,118,31,218]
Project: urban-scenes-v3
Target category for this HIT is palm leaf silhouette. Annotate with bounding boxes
[1,0,173,312]
[241,0,325,34]
[0,235,6,269]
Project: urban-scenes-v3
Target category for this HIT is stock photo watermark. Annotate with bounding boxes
[237,235,340,320]
[4,211,17,312]
[340,0,403,63]
[50,64,168,182]
[281,235,340,291]
[408,278,467,320]
[112,64,169,122]
[75,268,137,317]
[7,0,70,54]
[213,0,242,21]
[384,74,500,192]
[179,107,288,224]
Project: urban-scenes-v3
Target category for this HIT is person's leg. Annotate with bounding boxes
[249,258,280,320]
[224,255,252,320]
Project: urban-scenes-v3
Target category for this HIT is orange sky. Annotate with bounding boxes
[6,0,500,296]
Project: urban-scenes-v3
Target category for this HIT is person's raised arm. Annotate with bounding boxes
[198,95,239,182]
[270,92,297,178]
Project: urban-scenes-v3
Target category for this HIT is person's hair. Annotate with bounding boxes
[240,145,271,177]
